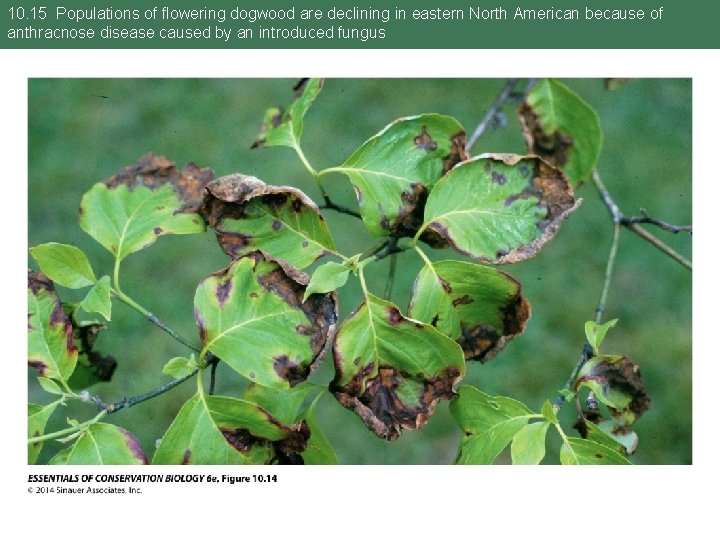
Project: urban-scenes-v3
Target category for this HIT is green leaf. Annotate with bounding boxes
[450,385,536,464]
[28,271,78,383]
[79,276,112,320]
[582,417,638,456]
[520,78,603,187]
[408,259,530,361]
[511,421,550,465]
[331,294,465,441]
[302,393,338,465]
[243,383,316,425]
[48,447,71,465]
[541,400,558,424]
[332,114,467,237]
[37,377,63,395]
[29,243,96,289]
[584,319,618,354]
[576,355,650,425]
[303,261,351,302]
[200,174,335,269]
[162,355,198,380]
[560,437,630,465]
[55,423,147,464]
[421,154,579,264]
[28,401,60,464]
[194,253,337,388]
[253,78,323,150]
[79,153,213,261]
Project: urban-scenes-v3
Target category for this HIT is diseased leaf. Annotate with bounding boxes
[162,355,198,380]
[333,114,467,239]
[59,423,148,465]
[28,271,78,382]
[574,412,638,456]
[331,293,465,441]
[450,385,536,464]
[29,243,96,289]
[302,393,338,465]
[575,355,650,425]
[303,261,351,302]
[194,252,337,389]
[409,259,530,361]
[252,78,323,150]
[28,401,60,464]
[511,421,550,465]
[64,314,117,389]
[199,174,335,269]
[80,153,211,261]
[79,276,112,321]
[519,79,602,188]
[421,154,579,264]
[560,437,630,465]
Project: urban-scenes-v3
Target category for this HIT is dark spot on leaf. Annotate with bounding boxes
[430,315,440,326]
[221,428,257,454]
[413,126,438,152]
[386,307,403,326]
[215,279,232,306]
[119,427,148,464]
[491,171,507,185]
[271,219,282,231]
[302,241,309,248]
[452,295,473,307]
[296,325,312,336]
[262,193,289,210]
[519,103,574,170]
[181,449,192,464]
[273,354,310,387]
[194,308,208,344]
[442,132,468,174]
[595,453,603,459]
[519,165,530,177]
[28,271,53,295]
[249,292,258,298]
[489,401,499,410]
[291,199,303,213]
[249,371,256,379]
[153,227,163,235]
[439,276,453,294]
[28,360,48,376]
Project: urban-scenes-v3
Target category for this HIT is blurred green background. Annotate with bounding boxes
[28,78,692,464]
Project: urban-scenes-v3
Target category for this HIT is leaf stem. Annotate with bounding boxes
[28,409,107,445]
[293,142,318,177]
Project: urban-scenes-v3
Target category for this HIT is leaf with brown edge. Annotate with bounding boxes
[79,153,212,261]
[66,316,117,389]
[409,260,531,362]
[194,252,337,389]
[519,79,602,188]
[330,114,467,241]
[330,293,465,441]
[199,173,336,270]
[28,401,60,464]
[420,154,580,264]
[28,271,78,383]
[575,355,651,426]
[55,423,148,465]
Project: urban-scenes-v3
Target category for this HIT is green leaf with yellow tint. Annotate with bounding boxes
[194,253,337,389]
[28,271,78,383]
[303,261,351,301]
[28,401,60,464]
[199,174,335,270]
[511,421,550,465]
[421,154,579,264]
[450,385,538,464]
[29,242,96,289]
[331,293,465,441]
[162,355,198,380]
[302,394,338,465]
[519,78,602,188]
[79,153,211,261]
[80,276,112,321]
[408,259,530,361]
[57,423,147,465]
[330,114,467,238]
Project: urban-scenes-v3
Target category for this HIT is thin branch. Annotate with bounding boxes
[595,220,622,324]
[91,368,199,414]
[465,78,520,153]
[383,239,399,299]
[592,170,692,271]
[208,354,219,396]
[319,194,361,218]
[623,208,692,235]
[372,238,406,262]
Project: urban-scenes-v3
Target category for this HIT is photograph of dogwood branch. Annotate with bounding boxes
[27,78,691,465]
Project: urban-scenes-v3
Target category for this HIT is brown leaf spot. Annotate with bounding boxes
[215,279,232,306]
[194,308,208,344]
[491,171,507,185]
[585,356,651,421]
[153,227,163,235]
[271,219,283,231]
[413,126,437,152]
[519,103,574,170]
[119,427,148,464]
[28,271,54,295]
[28,360,48,376]
[221,428,257,454]
[273,354,311,387]
[442,132,469,174]
[181,449,192,464]
[452,295,473,307]
[386,306,403,326]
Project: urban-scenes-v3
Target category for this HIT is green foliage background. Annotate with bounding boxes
[27,79,691,464]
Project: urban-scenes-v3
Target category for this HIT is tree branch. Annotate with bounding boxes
[465,78,520,153]
[623,208,692,235]
[319,194,361,218]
